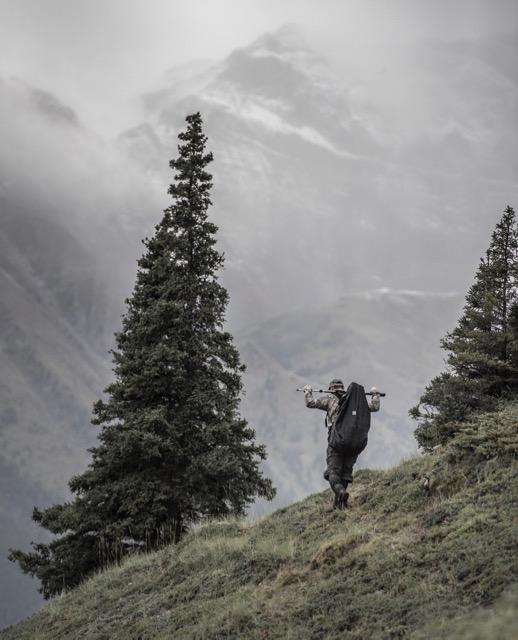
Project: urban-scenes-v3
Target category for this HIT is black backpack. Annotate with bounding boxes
[328,382,371,455]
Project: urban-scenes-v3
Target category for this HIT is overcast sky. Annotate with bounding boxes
[1,0,516,134]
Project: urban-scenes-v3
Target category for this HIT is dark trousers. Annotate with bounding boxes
[324,445,359,495]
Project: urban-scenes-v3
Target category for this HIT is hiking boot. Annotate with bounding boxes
[324,493,337,512]
[325,500,336,513]
[337,489,349,510]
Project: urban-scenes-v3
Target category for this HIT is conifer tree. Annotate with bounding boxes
[411,206,518,450]
[10,112,275,598]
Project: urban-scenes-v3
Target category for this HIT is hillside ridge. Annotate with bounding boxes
[2,403,517,640]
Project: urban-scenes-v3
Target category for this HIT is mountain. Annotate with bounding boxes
[121,25,518,327]
[3,402,517,639]
[1,24,516,627]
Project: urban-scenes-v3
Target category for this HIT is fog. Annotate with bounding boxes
[1,0,516,134]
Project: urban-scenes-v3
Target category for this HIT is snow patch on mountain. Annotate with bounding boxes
[203,87,356,157]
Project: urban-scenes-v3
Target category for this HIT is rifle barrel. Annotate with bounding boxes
[296,388,386,397]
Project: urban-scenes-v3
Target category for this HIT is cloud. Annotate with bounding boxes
[0,76,161,241]
[3,1,515,135]
[343,288,462,301]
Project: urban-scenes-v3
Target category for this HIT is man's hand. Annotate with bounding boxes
[370,386,380,397]
[303,384,313,394]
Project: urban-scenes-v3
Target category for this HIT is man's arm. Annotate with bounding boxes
[303,385,331,411]
[368,387,381,412]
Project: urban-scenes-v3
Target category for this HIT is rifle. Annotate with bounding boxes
[296,387,386,397]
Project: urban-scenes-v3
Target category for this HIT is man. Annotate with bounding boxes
[303,379,381,510]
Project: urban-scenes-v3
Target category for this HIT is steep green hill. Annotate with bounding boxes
[3,404,518,640]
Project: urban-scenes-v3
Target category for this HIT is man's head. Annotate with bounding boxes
[328,378,345,394]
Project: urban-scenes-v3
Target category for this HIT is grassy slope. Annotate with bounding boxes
[3,405,518,640]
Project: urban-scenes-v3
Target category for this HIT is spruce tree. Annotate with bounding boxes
[411,206,518,450]
[10,112,275,598]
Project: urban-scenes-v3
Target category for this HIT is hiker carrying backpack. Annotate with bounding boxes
[303,379,381,510]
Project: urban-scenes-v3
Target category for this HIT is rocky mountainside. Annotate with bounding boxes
[0,206,109,624]
[3,403,517,639]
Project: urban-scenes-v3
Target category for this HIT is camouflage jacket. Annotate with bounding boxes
[304,389,380,430]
